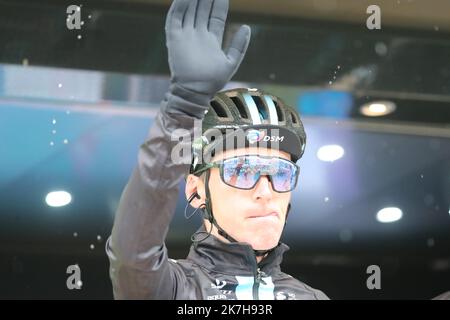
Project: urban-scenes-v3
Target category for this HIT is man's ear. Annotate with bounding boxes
[185,174,205,208]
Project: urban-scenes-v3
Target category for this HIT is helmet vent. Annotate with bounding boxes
[291,112,298,124]
[231,97,248,119]
[273,100,284,122]
[251,95,269,121]
[210,101,228,118]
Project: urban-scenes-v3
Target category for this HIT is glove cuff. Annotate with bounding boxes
[162,83,215,119]
[170,83,214,106]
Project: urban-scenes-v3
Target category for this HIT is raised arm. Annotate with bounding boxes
[106,0,251,299]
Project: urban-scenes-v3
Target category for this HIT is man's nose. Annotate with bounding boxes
[253,175,273,200]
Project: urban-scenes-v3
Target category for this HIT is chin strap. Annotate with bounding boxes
[203,170,291,257]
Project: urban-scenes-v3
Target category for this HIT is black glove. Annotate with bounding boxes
[163,0,251,118]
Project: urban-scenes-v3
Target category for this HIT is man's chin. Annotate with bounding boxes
[246,231,281,251]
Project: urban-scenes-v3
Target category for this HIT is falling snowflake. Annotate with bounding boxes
[375,42,388,56]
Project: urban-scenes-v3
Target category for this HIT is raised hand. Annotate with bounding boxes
[165,0,251,97]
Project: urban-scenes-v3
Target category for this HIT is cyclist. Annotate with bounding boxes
[106,0,328,300]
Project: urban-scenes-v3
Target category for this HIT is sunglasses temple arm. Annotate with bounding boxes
[191,163,217,176]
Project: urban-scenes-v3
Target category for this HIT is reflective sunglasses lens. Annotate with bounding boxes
[271,162,297,192]
[222,158,259,189]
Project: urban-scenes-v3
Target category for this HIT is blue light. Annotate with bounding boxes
[298,90,353,118]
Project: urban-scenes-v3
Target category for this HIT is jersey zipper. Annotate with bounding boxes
[252,267,267,300]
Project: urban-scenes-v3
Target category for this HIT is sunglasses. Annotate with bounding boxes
[195,155,299,193]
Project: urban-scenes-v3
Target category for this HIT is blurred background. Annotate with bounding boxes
[0,0,449,299]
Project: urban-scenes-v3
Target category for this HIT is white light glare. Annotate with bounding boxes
[45,191,72,207]
[376,207,403,223]
[360,101,396,117]
[317,145,345,162]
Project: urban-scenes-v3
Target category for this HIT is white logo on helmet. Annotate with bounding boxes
[263,135,284,142]
[246,130,266,144]
[247,130,285,144]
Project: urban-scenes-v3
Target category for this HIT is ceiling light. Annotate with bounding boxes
[360,101,396,117]
[376,207,403,223]
[45,191,72,207]
[317,145,345,162]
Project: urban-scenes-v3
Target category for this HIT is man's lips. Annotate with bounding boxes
[248,212,279,219]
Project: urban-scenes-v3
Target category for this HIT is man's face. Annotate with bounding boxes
[187,147,293,251]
